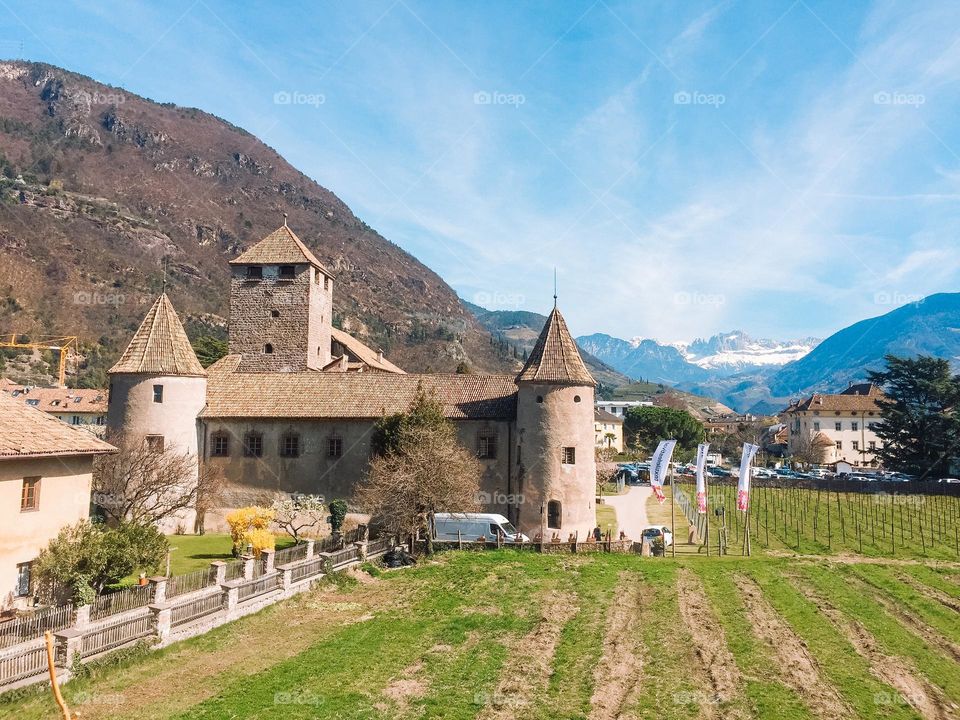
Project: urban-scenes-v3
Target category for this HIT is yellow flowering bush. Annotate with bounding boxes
[226,506,275,556]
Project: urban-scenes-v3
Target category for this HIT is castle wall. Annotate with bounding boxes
[201,418,514,512]
[515,383,596,540]
[228,264,332,372]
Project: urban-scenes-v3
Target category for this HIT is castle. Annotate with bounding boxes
[106,225,598,539]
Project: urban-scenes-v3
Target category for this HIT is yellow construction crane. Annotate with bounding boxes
[0,334,78,388]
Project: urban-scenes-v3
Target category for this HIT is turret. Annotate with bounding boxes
[514,305,597,541]
[106,293,207,529]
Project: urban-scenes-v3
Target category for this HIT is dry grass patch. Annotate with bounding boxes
[588,572,645,720]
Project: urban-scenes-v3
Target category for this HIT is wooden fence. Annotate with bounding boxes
[171,592,224,628]
[166,567,216,599]
[0,604,74,649]
[79,612,154,659]
[90,584,153,621]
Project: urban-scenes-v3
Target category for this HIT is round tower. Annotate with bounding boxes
[106,293,207,531]
[514,305,597,541]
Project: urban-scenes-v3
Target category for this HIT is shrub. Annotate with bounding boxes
[245,528,275,557]
[327,499,348,533]
[225,506,275,556]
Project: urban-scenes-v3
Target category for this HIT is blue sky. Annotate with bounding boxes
[4,1,960,342]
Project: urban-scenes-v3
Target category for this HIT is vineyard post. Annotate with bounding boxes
[670,467,676,559]
[857,521,862,553]
[827,495,832,550]
[955,525,958,560]
[837,488,845,543]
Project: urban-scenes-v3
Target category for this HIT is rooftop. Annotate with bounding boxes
[0,390,115,459]
[594,408,623,423]
[329,327,405,374]
[109,294,206,377]
[0,379,107,413]
[784,384,885,414]
[516,306,595,386]
[203,355,517,420]
[229,224,332,277]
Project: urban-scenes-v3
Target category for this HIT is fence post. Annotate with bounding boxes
[241,554,255,581]
[210,560,227,586]
[53,629,82,669]
[149,576,168,604]
[305,539,315,560]
[150,603,172,642]
[73,604,91,631]
[356,540,368,561]
[222,583,239,616]
[261,549,276,575]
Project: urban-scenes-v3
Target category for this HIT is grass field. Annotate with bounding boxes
[5,550,960,719]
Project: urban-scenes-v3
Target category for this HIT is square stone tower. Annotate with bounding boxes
[228,224,334,372]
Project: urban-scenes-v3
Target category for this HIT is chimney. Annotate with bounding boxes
[339,354,347,371]
[377,349,384,364]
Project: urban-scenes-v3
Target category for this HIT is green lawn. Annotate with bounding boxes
[596,503,618,536]
[5,551,958,719]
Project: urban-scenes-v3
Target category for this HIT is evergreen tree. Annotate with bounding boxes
[867,354,960,478]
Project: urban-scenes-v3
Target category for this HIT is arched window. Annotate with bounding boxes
[264,343,273,354]
[547,500,562,529]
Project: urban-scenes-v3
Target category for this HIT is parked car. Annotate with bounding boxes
[641,525,673,548]
[808,468,832,479]
[433,513,529,542]
[753,468,778,479]
[708,466,732,477]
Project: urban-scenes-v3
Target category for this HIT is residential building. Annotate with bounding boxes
[781,384,885,468]
[1,391,114,609]
[594,400,652,419]
[594,409,623,452]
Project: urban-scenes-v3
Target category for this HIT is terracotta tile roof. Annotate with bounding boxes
[0,390,115,459]
[783,384,885,414]
[516,306,595,386]
[594,408,623,423]
[109,294,206,376]
[329,327,405,374]
[229,225,332,276]
[202,355,516,420]
[1,381,107,413]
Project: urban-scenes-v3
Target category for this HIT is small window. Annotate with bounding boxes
[246,266,262,279]
[153,384,163,403]
[211,433,230,457]
[146,435,165,454]
[270,309,280,318]
[868,441,876,450]
[834,422,842,431]
[835,441,842,450]
[574,395,581,403]
[264,343,274,354]
[324,276,330,290]
[477,432,497,459]
[15,562,31,597]
[26,398,39,406]
[243,432,263,457]
[851,422,858,431]
[561,447,576,465]
[20,477,40,511]
[280,433,300,458]
[547,500,562,529]
[328,437,343,458]
[536,396,543,404]
[71,416,81,425]
[813,422,820,431]
[852,441,859,451]
[279,265,295,279]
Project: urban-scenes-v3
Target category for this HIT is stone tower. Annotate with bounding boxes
[106,293,208,529]
[227,224,334,372]
[514,305,597,541]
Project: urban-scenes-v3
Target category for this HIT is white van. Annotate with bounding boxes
[433,513,529,542]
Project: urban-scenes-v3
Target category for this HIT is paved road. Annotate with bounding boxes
[603,485,652,542]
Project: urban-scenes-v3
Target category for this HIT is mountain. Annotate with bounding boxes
[768,293,960,397]
[0,61,516,386]
[577,333,711,385]
[462,303,631,388]
[676,331,820,374]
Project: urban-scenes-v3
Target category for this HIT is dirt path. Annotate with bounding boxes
[896,572,960,613]
[604,486,652,542]
[477,590,578,719]
[734,574,851,720]
[792,577,956,720]
[768,551,960,568]
[676,569,743,709]
[588,573,645,720]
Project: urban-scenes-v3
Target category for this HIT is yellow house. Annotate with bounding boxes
[594,409,624,452]
[0,391,115,609]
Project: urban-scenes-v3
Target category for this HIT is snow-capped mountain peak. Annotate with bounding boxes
[673,330,819,372]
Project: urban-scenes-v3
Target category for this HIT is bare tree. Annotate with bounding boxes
[357,389,482,554]
[94,433,201,526]
[271,494,326,543]
[194,466,226,535]
[789,430,828,467]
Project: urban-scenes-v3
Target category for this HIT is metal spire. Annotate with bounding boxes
[553,268,557,308]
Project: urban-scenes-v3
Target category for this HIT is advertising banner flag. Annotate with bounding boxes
[650,439,677,504]
[695,442,710,514]
[737,443,760,512]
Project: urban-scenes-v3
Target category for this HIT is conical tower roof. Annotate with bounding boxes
[229,224,332,276]
[516,306,595,386]
[109,293,206,376]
